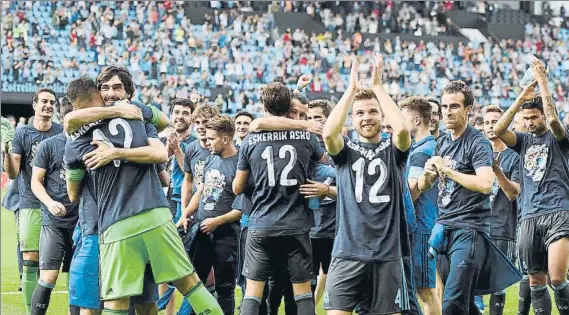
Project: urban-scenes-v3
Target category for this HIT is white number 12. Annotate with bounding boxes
[261,145,298,187]
[352,157,390,204]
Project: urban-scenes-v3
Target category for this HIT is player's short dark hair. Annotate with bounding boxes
[521,96,544,114]
[353,88,379,103]
[235,110,255,121]
[205,115,235,137]
[66,77,99,105]
[291,92,309,105]
[33,88,57,105]
[261,82,291,117]
[308,99,332,117]
[427,97,442,118]
[170,98,196,115]
[59,96,74,118]
[483,105,503,116]
[399,96,432,125]
[96,66,135,99]
[441,81,474,107]
[474,116,484,125]
[192,104,220,123]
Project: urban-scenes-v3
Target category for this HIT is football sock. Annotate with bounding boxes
[240,296,261,315]
[552,281,569,315]
[22,261,39,314]
[489,291,506,315]
[295,293,315,315]
[30,280,55,315]
[531,284,552,315]
[69,305,80,315]
[183,281,223,315]
[518,276,532,315]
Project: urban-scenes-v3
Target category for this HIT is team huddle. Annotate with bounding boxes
[1,54,568,315]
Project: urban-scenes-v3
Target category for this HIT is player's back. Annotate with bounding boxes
[65,118,168,234]
[238,130,323,236]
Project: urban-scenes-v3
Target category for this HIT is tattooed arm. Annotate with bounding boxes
[532,58,566,139]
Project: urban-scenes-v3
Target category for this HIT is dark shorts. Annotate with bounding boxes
[492,238,516,263]
[243,231,313,283]
[311,237,334,275]
[323,257,413,314]
[39,225,74,271]
[518,211,569,274]
[412,233,436,289]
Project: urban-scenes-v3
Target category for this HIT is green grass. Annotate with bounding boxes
[0,202,557,314]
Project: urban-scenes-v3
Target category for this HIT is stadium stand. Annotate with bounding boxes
[1,1,569,122]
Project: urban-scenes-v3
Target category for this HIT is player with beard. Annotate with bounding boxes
[177,116,241,315]
[64,66,169,134]
[64,77,223,315]
[419,81,522,314]
[481,105,522,315]
[233,82,326,315]
[400,96,442,315]
[180,105,220,214]
[3,88,63,314]
[494,59,569,315]
[29,99,78,315]
[321,55,416,315]
[156,98,196,315]
[63,67,170,315]
[234,111,255,148]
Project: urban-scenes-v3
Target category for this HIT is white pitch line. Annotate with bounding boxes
[2,291,68,295]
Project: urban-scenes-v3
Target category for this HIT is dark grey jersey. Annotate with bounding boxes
[489,149,520,240]
[331,136,410,262]
[435,125,493,232]
[33,132,78,228]
[11,123,63,209]
[510,129,569,220]
[237,130,324,236]
[197,153,239,245]
[183,139,211,191]
[65,118,168,234]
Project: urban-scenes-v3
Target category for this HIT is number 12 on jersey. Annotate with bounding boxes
[261,145,298,187]
[352,157,390,204]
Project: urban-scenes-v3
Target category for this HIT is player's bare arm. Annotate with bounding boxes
[492,156,521,201]
[181,172,194,208]
[418,156,440,192]
[168,131,185,169]
[82,138,168,170]
[158,169,170,187]
[177,183,203,229]
[232,170,249,196]
[249,117,323,135]
[63,103,143,133]
[408,177,422,202]
[494,80,538,146]
[323,59,359,155]
[293,74,312,93]
[371,54,411,152]
[31,166,67,217]
[200,209,242,234]
[299,180,336,199]
[65,169,85,203]
[3,150,21,179]
[532,58,566,139]
[435,158,495,194]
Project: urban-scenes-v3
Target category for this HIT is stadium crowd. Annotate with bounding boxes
[3,2,569,315]
[3,1,569,122]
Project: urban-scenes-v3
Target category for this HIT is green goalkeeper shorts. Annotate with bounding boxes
[18,208,42,252]
[99,220,195,300]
